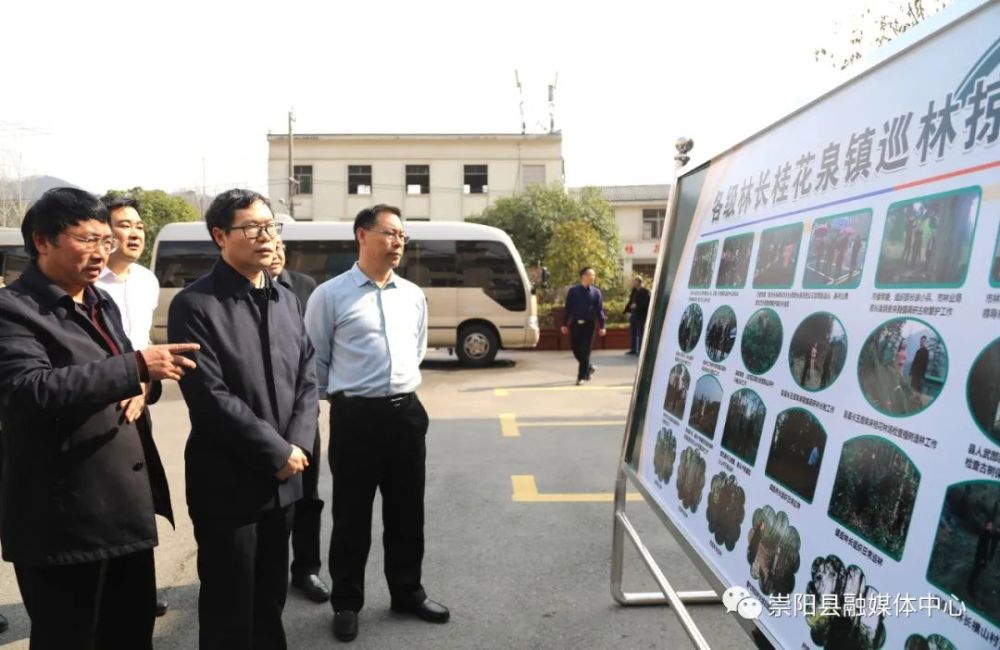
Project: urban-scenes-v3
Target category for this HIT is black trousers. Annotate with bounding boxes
[291,425,324,577]
[14,549,155,650]
[328,393,429,612]
[570,320,596,380]
[193,506,294,649]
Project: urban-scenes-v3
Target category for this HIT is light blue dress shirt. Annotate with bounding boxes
[304,262,428,398]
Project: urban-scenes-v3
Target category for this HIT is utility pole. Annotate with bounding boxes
[287,109,297,218]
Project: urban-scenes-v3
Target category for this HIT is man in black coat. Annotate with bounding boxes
[0,188,198,649]
[168,190,318,649]
[623,276,651,356]
[269,239,330,604]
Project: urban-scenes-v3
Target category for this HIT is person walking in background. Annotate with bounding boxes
[305,205,449,643]
[561,267,606,385]
[168,190,318,649]
[94,193,170,617]
[0,188,197,649]
[269,240,331,604]
[623,276,651,356]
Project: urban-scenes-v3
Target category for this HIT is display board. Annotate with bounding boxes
[623,3,1000,648]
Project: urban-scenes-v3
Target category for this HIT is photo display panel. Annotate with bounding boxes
[630,4,1000,648]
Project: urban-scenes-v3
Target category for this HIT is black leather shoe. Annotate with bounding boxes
[0,612,8,633]
[155,599,168,617]
[391,597,450,623]
[292,573,331,603]
[333,610,358,642]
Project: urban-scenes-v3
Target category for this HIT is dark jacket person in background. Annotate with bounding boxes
[623,276,651,356]
[270,239,331,604]
[168,189,318,649]
[0,188,197,650]
[561,267,606,385]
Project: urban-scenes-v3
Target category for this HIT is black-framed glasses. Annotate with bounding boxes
[224,222,283,240]
[67,234,120,253]
[364,227,410,244]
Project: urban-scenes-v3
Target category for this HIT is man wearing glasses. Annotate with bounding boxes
[0,188,198,649]
[305,204,448,643]
[168,189,318,649]
[268,240,331,604]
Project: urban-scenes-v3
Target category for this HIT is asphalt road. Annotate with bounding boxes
[0,350,756,649]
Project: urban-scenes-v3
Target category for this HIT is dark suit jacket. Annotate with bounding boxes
[168,260,318,520]
[276,269,317,317]
[624,287,651,321]
[0,263,171,566]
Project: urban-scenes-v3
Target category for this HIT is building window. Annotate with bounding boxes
[406,164,430,195]
[293,165,313,195]
[348,165,372,195]
[463,164,488,194]
[522,164,545,188]
[642,208,666,240]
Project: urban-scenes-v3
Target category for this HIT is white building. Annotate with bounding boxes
[266,133,564,221]
[574,184,671,280]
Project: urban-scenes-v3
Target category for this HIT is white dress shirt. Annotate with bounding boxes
[304,262,427,398]
[96,263,160,351]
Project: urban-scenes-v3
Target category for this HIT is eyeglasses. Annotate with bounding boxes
[224,222,283,240]
[67,234,120,253]
[364,227,410,244]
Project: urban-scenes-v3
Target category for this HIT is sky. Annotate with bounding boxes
[0,0,929,197]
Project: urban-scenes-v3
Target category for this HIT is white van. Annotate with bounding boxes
[151,220,540,365]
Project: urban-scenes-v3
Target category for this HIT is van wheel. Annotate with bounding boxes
[456,324,499,367]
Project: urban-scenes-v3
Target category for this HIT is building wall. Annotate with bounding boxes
[268,134,563,221]
[612,201,667,279]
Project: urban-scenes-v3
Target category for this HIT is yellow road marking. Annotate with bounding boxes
[518,420,626,427]
[499,413,520,437]
[494,385,632,396]
[511,475,642,503]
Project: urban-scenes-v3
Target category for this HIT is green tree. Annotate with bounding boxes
[469,183,623,294]
[103,187,201,267]
[543,219,619,298]
[815,0,953,70]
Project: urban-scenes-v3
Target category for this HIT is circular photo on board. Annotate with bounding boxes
[678,303,704,353]
[788,312,847,392]
[747,505,801,597]
[806,555,887,649]
[677,447,707,512]
[706,472,746,552]
[905,634,957,650]
[652,427,678,487]
[705,305,737,363]
[858,318,948,417]
[741,308,783,375]
[968,337,1000,445]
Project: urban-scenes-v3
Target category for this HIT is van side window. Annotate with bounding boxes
[403,241,458,288]
[155,241,218,288]
[284,240,357,284]
[456,240,526,311]
[0,246,30,286]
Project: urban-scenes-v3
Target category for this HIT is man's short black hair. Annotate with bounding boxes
[353,204,402,244]
[204,189,272,248]
[21,187,109,260]
[100,193,140,215]
[579,266,595,277]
